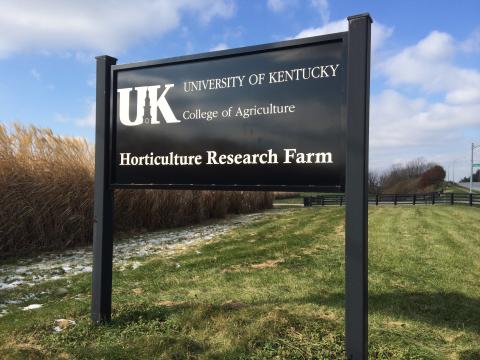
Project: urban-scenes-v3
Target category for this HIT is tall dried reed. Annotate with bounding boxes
[0,124,273,258]
[273,192,301,200]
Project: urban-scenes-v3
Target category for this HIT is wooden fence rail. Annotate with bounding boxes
[303,192,480,207]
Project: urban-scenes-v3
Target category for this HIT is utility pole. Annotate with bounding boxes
[470,143,480,193]
[452,160,455,183]
[470,143,473,193]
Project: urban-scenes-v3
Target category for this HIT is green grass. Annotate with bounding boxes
[444,183,479,194]
[1,206,479,359]
[274,196,304,204]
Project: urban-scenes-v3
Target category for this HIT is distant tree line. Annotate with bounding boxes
[459,169,480,183]
[369,158,446,194]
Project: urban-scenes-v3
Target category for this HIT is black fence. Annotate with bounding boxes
[304,192,480,207]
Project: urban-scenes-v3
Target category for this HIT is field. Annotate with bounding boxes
[1,206,479,359]
[444,183,480,194]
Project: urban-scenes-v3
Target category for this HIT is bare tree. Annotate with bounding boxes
[373,158,443,193]
[368,171,381,193]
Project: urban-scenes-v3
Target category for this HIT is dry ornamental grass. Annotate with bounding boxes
[273,192,300,200]
[0,124,273,258]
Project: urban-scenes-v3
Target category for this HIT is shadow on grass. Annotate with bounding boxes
[108,300,344,359]
[110,303,191,327]
[301,290,480,334]
[109,290,480,336]
[369,291,480,334]
[110,301,254,328]
[458,349,480,360]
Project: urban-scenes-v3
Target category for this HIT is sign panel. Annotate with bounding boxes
[94,13,371,359]
[111,34,347,191]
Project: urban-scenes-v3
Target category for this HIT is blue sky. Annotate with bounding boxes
[0,0,479,180]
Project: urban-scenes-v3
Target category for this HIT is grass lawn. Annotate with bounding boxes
[273,196,304,204]
[1,206,479,359]
[444,183,479,194]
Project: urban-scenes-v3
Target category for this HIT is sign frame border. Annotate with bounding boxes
[108,32,348,192]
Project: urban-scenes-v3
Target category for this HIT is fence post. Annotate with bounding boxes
[375,194,378,206]
[321,196,325,206]
[394,194,397,206]
[413,194,416,205]
[432,192,435,205]
[469,194,473,206]
[340,195,343,206]
[450,193,454,205]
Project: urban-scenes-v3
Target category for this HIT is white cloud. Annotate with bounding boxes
[378,30,480,105]
[293,19,393,54]
[369,89,478,178]
[310,0,329,24]
[185,41,195,54]
[210,43,229,51]
[268,0,329,23]
[371,30,480,177]
[30,68,40,80]
[294,19,346,38]
[86,74,95,88]
[294,22,480,178]
[460,29,480,53]
[56,101,96,128]
[371,89,480,150]
[75,102,96,128]
[267,0,287,12]
[54,113,67,124]
[0,0,235,57]
[446,88,480,105]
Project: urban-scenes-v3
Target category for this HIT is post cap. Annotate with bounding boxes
[95,55,118,62]
[347,13,373,23]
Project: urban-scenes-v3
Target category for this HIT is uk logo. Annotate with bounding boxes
[117,84,181,126]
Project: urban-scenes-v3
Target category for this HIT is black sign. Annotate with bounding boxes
[93,14,372,359]
[111,33,347,191]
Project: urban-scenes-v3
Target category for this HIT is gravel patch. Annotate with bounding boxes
[0,212,267,296]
